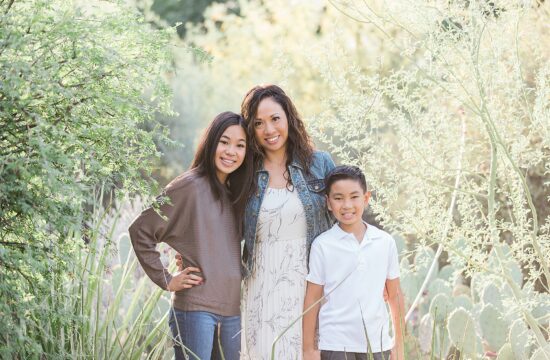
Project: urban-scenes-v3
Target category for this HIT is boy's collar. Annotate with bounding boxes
[330,221,382,243]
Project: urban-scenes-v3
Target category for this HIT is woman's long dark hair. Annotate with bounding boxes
[190,111,252,218]
[240,85,314,193]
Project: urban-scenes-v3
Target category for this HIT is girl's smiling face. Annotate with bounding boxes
[253,97,289,156]
[214,125,247,183]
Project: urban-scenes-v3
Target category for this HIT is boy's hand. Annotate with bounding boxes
[166,266,203,292]
[303,349,320,360]
[391,344,405,360]
[175,253,184,271]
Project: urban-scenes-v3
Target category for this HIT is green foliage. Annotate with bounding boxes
[148,0,237,37]
[0,0,174,356]
[1,194,174,358]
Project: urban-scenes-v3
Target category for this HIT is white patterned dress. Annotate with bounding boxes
[241,187,308,360]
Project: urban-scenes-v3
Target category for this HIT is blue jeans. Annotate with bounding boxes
[168,309,241,360]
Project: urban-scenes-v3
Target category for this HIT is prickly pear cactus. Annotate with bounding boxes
[110,264,125,293]
[470,272,484,303]
[452,283,470,298]
[428,278,452,300]
[488,244,523,287]
[439,264,460,285]
[430,293,452,324]
[392,233,407,256]
[400,259,421,304]
[153,295,171,318]
[432,326,451,359]
[418,313,434,353]
[419,312,451,359]
[482,282,503,309]
[479,304,508,351]
[414,246,438,283]
[530,345,550,360]
[118,233,133,264]
[497,343,514,360]
[509,319,532,360]
[453,294,473,312]
[447,308,481,358]
[530,293,550,327]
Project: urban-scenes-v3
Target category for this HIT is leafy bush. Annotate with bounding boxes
[0,0,174,357]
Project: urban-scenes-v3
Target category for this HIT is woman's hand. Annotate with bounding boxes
[167,266,203,292]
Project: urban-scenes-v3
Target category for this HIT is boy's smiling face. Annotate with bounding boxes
[326,179,371,231]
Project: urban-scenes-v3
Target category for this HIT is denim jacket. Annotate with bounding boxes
[242,150,336,277]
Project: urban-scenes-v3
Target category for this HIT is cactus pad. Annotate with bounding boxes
[479,304,508,351]
[430,293,452,324]
[447,308,481,357]
[509,319,532,360]
[482,282,503,309]
[530,345,550,360]
[496,343,514,360]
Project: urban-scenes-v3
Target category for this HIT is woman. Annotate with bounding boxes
[128,112,252,360]
[240,85,335,359]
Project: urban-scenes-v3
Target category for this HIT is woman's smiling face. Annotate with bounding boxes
[253,97,289,156]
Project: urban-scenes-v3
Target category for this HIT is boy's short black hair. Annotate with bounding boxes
[325,165,367,194]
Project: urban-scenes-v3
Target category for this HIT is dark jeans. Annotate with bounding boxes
[168,309,241,360]
[321,350,391,360]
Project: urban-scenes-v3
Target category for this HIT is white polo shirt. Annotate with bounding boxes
[306,222,400,353]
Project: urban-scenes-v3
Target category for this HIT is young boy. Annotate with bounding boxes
[303,166,405,360]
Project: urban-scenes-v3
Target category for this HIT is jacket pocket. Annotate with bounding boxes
[306,178,326,194]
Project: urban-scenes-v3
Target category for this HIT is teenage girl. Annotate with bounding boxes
[129,112,252,360]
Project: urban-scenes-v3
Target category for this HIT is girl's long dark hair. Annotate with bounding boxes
[241,84,314,194]
[190,111,252,219]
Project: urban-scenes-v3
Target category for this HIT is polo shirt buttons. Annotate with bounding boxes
[358,256,367,270]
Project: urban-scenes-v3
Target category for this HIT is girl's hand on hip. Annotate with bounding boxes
[167,267,203,292]
[175,253,184,271]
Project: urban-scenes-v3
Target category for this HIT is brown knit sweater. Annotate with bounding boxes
[128,170,242,316]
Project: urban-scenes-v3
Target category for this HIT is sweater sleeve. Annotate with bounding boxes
[128,184,189,290]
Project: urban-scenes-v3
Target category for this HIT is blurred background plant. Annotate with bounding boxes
[1,0,548,358]
[308,0,549,358]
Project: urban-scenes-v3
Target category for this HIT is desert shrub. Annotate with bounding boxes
[310,0,549,357]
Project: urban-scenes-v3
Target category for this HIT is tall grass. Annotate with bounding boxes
[72,199,173,359]
[2,196,174,359]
